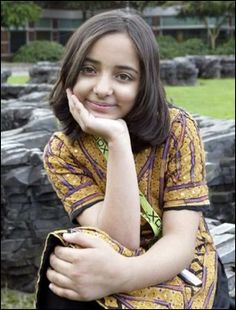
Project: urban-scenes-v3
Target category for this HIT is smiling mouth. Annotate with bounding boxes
[86,100,117,107]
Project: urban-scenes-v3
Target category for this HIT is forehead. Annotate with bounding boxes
[86,33,139,68]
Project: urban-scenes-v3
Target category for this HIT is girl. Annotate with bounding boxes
[41,9,230,309]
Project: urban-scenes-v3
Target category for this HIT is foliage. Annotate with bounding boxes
[157,36,210,59]
[34,1,164,21]
[13,40,64,63]
[1,1,42,28]
[180,38,209,56]
[214,38,235,55]
[164,1,235,50]
[157,36,180,59]
[35,1,164,12]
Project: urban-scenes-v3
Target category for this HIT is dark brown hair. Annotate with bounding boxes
[50,9,170,153]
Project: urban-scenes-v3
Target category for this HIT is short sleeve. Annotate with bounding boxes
[163,111,210,211]
[43,133,104,223]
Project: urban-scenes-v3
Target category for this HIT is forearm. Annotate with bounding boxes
[97,134,140,249]
[121,234,195,292]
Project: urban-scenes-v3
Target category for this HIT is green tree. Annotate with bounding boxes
[34,1,164,21]
[1,1,42,28]
[165,1,235,50]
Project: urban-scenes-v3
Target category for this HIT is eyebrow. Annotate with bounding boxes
[84,57,139,75]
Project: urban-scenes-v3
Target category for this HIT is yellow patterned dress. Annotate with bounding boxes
[42,107,218,309]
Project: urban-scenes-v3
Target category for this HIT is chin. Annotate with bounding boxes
[90,111,118,120]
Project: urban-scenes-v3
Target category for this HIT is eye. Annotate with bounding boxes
[80,66,96,75]
[116,73,133,81]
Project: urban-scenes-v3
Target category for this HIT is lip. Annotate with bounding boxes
[85,99,117,112]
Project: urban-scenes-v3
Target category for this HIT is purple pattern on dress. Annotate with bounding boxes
[179,113,187,145]
[137,148,153,180]
[170,132,181,179]
[68,155,93,178]
[64,181,94,198]
[189,141,195,181]
[58,175,74,190]
[166,181,206,191]
[112,294,135,309]
[157,283,183,292]
[184,195,209,203]
[203,252,218,308]
[113,293,171,308]
[71,192,103,210]
[159,136,171,210]
[78,139,106,180]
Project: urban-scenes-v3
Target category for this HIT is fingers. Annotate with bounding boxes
[52,246,81,264]
[66,88,90,130]
[47,267,73,290]
[63,232,110,249]
[66,88,85,115]
[48,282,80,301]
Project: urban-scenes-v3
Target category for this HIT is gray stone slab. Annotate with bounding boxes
[210,223,235,235]
[216,239,235,264]
[213,234,235,247]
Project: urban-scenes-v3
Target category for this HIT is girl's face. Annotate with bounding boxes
[72,33,140,119]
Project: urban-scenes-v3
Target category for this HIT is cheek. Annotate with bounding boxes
[72,78,92,101]
[118,85,138,105]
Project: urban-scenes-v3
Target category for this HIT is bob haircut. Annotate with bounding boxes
[49,9,170,153]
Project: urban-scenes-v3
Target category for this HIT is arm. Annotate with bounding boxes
[67,89,140,249]
[121,209,201,292]
[47,209,201,301]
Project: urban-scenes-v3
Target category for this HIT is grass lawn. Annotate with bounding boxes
[6,76,235,120]
[7,74,29,85]
[165,79,235,119]
[1,288,35,309]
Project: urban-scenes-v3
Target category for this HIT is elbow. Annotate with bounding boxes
[184,246,196,268]
[113,233,140,251]
[126,239,141,251]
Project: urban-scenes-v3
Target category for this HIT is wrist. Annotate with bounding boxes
[106,120,130,145]
[107,131,131,149]
[115,256,140,293]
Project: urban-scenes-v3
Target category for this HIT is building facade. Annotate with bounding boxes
[1,6,235,61]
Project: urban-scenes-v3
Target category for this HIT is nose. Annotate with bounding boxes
[93,74,113,98]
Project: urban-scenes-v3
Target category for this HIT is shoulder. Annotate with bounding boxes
[169,106,197,127]
[168,106,200,140]
[43,131,97,160]
[44,131,72,155]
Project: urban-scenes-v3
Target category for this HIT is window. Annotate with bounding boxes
[10,31,26,53]
[57,19,82,29]
[35,18,52,28]
[36,31,51,40]
[143,16,152,26]
[161,16,203,27]
[59,31,73,45]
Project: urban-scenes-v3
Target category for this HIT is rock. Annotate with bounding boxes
[207,219,235,298]
[1,69,11,83]
[186,55,235,79]
[1,83,53,100]
[220,55,235,78]
[200,56,221,79]
[28,61,60,84]
[160,58,198,86]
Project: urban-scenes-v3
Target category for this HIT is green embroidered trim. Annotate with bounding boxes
[94,136,162,238]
